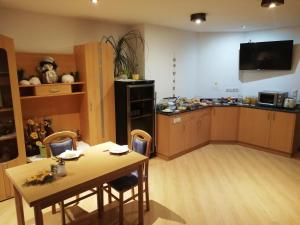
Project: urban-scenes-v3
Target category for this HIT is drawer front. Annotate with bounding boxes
[34,84,72,96]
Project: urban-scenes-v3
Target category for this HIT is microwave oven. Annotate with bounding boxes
[258,92,288,107]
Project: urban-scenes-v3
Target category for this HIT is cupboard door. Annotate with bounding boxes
[238,108,254,143]
[185,115,199,149]
[269,112,295,153]
[197,109,211,144]
[169,117,185,155]
[250,109,271,148]
[211,107,239,141]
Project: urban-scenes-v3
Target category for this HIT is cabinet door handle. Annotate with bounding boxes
[49,88,59,93]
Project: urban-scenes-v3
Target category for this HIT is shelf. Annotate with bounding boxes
[19,82,84,88]
[0,71,8,75]
[0,132,16,141]
[0,76,9,86]
[0,107,13,113]
[20,91,85,100]
[131,113,153,120]
[130,98,154,103]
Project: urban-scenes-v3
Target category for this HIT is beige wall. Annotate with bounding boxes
[0,8,129,53]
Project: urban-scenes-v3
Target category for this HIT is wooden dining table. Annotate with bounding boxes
[5,141,148,225]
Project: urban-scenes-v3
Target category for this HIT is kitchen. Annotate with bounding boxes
[1,1,300,225]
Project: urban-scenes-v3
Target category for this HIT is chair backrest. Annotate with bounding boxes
[43,131,77,157]
[129,129,152,157]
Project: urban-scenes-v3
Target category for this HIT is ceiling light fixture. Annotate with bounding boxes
[191,13,206,24]
[90,0,99,4]
[261,0,284,8]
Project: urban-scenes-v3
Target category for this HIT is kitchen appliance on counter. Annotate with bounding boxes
[283,98,297,109]
[258,91,288,107]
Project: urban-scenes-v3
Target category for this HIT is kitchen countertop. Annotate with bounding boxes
[157,103,300,116]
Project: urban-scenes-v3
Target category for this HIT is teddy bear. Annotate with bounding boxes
[37,57,58,84]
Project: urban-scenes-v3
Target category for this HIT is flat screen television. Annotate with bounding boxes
[239,40,294,70]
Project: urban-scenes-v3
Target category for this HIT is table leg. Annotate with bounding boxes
[13,186,25,225]
[34,205,44,225]
[137,165,144,225]
[97,186,104,218]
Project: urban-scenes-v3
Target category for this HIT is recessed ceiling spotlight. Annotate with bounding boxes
[241,25,247,29]
[261,0,284,8]
[90,0,99,4]
[191,13,206,25]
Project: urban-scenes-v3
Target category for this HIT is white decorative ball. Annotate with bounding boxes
[19,80,31,86]
[29,77,41,85]
[61,74,75,83]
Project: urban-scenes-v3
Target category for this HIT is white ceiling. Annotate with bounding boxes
[1,0,300,32]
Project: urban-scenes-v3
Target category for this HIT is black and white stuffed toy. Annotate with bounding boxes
[37,57,58,84]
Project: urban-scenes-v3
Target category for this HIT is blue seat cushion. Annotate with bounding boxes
[49,138,73,156]
[132,137,147,155]
[108,137,147,192]
[109,171,138,192]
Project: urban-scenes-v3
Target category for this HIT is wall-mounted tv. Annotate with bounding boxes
[239,40,294,70]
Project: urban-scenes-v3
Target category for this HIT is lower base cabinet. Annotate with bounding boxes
[211,107,239,141]
[238,108,296,153]
[157,108,211,159]
[157,106,300,160]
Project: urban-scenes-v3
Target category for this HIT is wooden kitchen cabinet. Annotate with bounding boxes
[239,108,296,153]
[196,108,211,145]
[269,111,295,153]
[157,109,211,160]
[211,107,239,141]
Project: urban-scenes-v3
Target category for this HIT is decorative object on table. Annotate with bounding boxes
[61,74,75,83]
[28,76,41,85]
[24,170,55,186]
[56,158,67,177]
[37,56,59,84]
[24,118,53,156]
[43,118,54,136]
[36,141,47,158]
[101,29,144,78]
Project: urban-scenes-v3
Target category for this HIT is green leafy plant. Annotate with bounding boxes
[101,30,144,77]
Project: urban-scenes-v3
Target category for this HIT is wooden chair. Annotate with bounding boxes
[43,131,97,225]
[103,129,152,225]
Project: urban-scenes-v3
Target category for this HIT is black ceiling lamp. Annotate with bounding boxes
[261,0,284,8]
[190,13,206,24]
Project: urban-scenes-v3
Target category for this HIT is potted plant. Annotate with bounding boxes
[101,30,144,79]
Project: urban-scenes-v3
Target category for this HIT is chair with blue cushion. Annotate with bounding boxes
[104,129,152,225]
[43,131,98,225]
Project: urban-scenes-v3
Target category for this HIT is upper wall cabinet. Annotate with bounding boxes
[0,35,26,201]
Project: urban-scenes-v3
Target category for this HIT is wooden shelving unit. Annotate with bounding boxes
[20,91,85,100]
[0,132,16,141]
[0,107,13,113]
[0,35,26,201]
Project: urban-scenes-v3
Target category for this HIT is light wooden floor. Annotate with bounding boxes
[1,144,300,225]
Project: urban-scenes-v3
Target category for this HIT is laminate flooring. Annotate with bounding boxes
[1,144,300,225]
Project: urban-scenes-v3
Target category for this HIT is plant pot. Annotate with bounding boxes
[132,74,140,80]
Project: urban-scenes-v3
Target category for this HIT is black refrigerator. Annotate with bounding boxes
[114,80,155,155]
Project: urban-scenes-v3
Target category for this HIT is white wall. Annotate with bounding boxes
[195,27,300,100]
[0,8,128,53]
[144,24,198,100]
[196,32,245,98]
